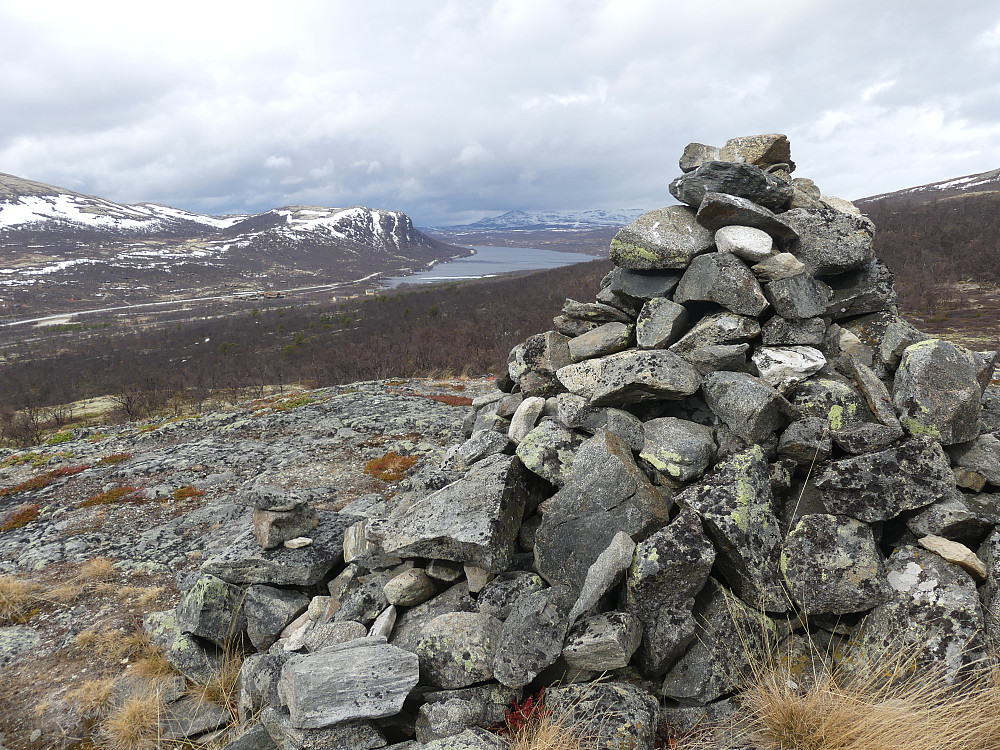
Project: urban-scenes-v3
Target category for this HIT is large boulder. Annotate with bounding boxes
[675,446,788,612]
[493,586,573,688]
[893,339,984,445]
[780,514,890,614]
[815,436,955,523]
[625,510,716,675]
[371,455,542,572]
[534,430,673,591]
[782,208,876,275]
[609,206,714,270]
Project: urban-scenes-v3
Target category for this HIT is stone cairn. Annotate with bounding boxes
[152,134,1000,750]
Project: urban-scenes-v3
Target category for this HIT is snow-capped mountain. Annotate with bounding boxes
[439,208,648,231]
[0,172,464,316]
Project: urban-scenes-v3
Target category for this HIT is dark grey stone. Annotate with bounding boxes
[694,191,798,237]
[416,684,518,744]
[625,510,715,675]
[636,297,689,350]
[260,708,386,750]
[202,511,359,586]
[545,682,660,750]
[246,585,310,651]
[176,574,247,647]
[792,376,875,430]
[493,586,572,688]
[670,312,760,355]
[824,259,897,319]
[674,252,769,316]
[905,489,1000,544]
[783,208,876,275]
[476,571,547,620]
[815,436,955,523]
[948,434,1000,486]
[676,446,788,612]
[777,417,832,466]
[701,371,792,444]
[604,267,682,303]
[763,273,831,320]
[669,161,794,212]
[661,579,776,704]
[534,430,673,591]
[639,417,717,484]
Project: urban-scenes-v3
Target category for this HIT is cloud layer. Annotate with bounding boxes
[2,0,999,225]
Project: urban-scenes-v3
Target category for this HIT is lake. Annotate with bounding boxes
[381,245,598,288]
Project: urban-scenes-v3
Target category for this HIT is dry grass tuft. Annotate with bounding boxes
[65,676,116,715]
[191,646,245,719]
[508,711,586,750]
[732,644,1000,750]
[100,688,165,750]
[76,627,160,665]
[0,573,41,624]
[132,649,175,678]
[79,556,118,581]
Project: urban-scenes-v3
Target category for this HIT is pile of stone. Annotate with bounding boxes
[149,134,1000,750]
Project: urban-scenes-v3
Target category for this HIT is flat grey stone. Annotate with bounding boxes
[416,684,517,744]
[562,611,642,671]
[824,259,897,319]
[696,192,797,237]
[176,574,247,647]
[260,708,386,750]
[815,436,955,523]
[589,350,702,407]
[202,511,359,586]
[278,637,419,728]
[761,316,826,346]
[568,322,633,361]
[670,161,794,212]
[246,585,310,651]
[604,267,682,303]
[752,252,806,281]
[670,312,760,354]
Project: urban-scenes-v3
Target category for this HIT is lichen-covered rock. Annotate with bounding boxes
[792,376,875,430]
[476,572,547,620]
[260,708,386,750]
[514,420,585,487]
[372,455,542,572]
[390,582,476,654]
[176,574,247,647]
[625,510,715,675]
[493,586,573,688]
[669,161,794,212]
[777,417,832,466]
[670,311,760,354]
[609,206,714,270]
[780,514,890,614]
[842,545,987,685]
[905,489,1000,544]
[782,207,876,275]
[562,611,642,671]
[815,436,954,523]
[416,612,503,689]
[589,349,702,407]
[545,682,660,750]
[534,430,672,591]
[636,297,689,350]
[245,585,310,651]
[701,371,792,444]
[639,417,717,484]
[568,322,633,361]
[674,252,769,316]
[661,579,775,703]
[676,447,788,612]
[762,272,831,320]
[416,684,518,744]
[894,339,982,445]
[948,433,1000,486]
[278,636,419,728]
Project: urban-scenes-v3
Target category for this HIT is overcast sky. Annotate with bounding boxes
[2,1,999,226]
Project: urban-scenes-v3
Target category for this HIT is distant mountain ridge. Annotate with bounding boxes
[0,172,465,317]
[439,208,647,231]
[858,167,1000,204]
